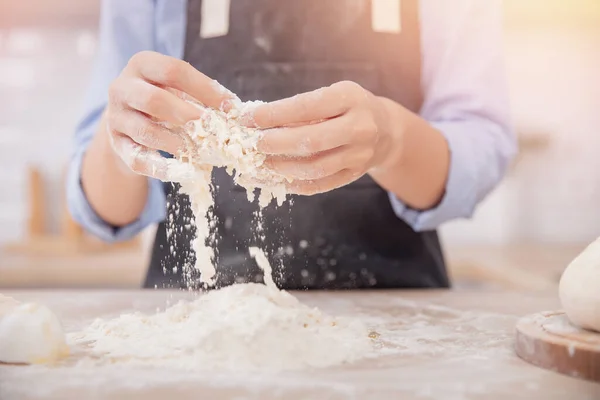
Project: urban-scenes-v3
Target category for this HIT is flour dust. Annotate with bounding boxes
[68,284,375,372]
[65,83,378,372]
[158,89,290,288]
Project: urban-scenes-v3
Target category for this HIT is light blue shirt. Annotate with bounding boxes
[67,0,516,243]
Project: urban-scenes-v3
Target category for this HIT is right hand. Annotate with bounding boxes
[105,51,234,180]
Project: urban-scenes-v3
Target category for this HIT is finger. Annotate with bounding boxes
[265,147,350,180]
[110,78,202,125]
[258,115,354,156]
[286,168,364,195]
[251,81,363,129]
[107,108,188,156]
[129,51,236,111]
[110,132,171,181]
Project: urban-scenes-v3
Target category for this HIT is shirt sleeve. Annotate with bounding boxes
[389,0,517,232]
[66,0,166,243]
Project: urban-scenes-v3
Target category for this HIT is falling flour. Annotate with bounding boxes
[160,89,290,286]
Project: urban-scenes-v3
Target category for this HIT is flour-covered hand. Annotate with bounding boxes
[249,81,403,195]
[105,51,234,179]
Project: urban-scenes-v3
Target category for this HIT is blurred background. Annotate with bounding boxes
[0,0,598,291]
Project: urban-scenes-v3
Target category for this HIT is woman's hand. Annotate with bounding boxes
[105,51,234,179]
[249,81,405,195]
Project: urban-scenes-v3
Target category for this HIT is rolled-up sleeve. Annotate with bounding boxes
[390,0,517,231]
[66,0,167,243]
[67,149,166,243]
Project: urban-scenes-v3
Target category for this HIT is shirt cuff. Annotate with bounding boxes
[66,149,167,243]
[389,121,477,232]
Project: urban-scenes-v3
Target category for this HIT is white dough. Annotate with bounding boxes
[0,303,69,364]
[559,237,600,332]
[0,294,19,317]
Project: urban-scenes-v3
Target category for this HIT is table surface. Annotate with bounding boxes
[1,288,599,400]
[0,249,148,288]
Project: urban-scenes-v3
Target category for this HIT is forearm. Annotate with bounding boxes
[81,112,149,227]
[369,97,450,210]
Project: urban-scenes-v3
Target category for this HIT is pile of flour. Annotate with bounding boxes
[69,282,375,372]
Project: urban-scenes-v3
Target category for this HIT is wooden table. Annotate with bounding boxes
[1,289,599,400]
[0,249,148,288]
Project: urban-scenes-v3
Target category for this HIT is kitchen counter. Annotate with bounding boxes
[0,249,148,288]
[1,288,598,400]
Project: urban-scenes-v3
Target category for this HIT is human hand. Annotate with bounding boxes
[105,51,234,179]
[249,81,404,195]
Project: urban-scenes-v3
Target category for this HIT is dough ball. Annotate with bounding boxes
[0,303,69,364]
[0,294,19,316]
[559,238,600,332]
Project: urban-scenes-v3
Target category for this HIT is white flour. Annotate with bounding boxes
[2,293,544,400]
[160,89,290,286]
[249,246,277,289]
[68,284,374,372]
[65,84,376,373]
[0,294,19,316]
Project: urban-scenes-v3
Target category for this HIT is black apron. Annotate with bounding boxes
[146,0,449,290]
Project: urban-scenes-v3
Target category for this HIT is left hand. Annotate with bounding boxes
[248,81,403,195]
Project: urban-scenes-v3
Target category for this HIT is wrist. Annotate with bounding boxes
[372,97,410,172]
[83,114,146,188]
[81,113,151,227]
[368,99,449,210]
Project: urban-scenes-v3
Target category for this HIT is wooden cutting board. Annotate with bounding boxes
[515,311,600,382]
